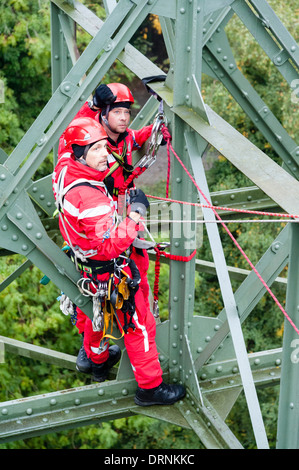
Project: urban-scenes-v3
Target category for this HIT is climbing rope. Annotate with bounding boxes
[146,194,299,220]
[157,128,299,336]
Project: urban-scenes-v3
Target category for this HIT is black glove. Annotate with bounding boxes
[93,84,117,109]
[129,189,149,217]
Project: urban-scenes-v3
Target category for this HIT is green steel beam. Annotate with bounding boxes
[203,28,299,178]
[232,0,299,87]
[0,0,298,449]
[195,225,290,370]
[276,223,299,449]
[187,132,269,449]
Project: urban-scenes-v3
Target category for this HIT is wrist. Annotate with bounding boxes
[128,211,141,223]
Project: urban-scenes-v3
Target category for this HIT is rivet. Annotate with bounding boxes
[216,366,222,372]
[173,324,178,330]
[90,408,95,412]
[197,347,202,353]
[172,360,177,365]
[0,174,6,180]
[172,343,177,348]
[180,8,185,13]
[39,194,45,200]
[12,234,18,241]
[42,418,48,422]
[32,187,38,193]
[290,402,294,409]
[232,367,238,373]
[174,242,180,247]
[26,223,33,230]
[214,325,220,331]
[16,212,23,219]
[254,359,260,365]
[122,389,128,396]
[1,408,8,415]
[50,399,57,405]
[1,225,8,231]
[21,244,28,251]
[26,408,33,415]
[275,359,281,366]
[173,296,178,302]
[205,336,211,342]
[111,399,117,405]
[35,233,42,239]
[75,399,80,405]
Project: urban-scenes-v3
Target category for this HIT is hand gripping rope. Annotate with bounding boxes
[153,126,299,336]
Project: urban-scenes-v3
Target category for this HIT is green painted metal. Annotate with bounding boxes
[0,0,298,449]
[276,223,299,449]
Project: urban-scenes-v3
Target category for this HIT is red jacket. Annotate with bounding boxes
[52,151,139,262]
[58,101,153,204]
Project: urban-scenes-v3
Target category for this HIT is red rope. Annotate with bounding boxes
[146,193,299,220]
[153,246,197,302]
[118,167,146,195]
[161,132,299,335]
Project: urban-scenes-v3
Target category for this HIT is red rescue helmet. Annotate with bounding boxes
[107,83,134,105]
[64,117,108,149]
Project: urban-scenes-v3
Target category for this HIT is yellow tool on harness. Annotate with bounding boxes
[114,270,131,309]
[100,273,124,342]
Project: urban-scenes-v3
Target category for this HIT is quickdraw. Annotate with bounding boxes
[118,111,167,197]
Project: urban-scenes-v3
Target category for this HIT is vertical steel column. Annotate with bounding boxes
[187,131,269,449]
[276,222,299,449]
[50,2,75,164]
[167,1,204,400]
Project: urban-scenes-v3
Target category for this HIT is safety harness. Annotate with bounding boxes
[55,166,142,344]
[55,110,170,345]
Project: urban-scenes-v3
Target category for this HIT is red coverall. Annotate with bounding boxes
[53,151,163,389]
[58,102,153,340]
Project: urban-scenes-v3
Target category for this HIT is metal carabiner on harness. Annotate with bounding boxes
[136,112,167,170]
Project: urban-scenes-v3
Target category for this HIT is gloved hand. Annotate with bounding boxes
[129,188,149,217]
[93,84,117,108]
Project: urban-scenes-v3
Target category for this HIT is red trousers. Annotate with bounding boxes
[75,250,163,389]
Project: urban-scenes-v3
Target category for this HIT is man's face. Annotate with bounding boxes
[107,107,131,134]
[84,139,109,171]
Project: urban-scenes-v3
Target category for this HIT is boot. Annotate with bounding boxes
[91,345,121,382]
[76,335,92,374]
[134,381,186,406]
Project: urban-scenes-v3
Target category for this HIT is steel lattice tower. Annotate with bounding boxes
[0,0,298,449]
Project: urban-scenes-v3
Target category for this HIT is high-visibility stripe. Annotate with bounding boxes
[133,312,149,352]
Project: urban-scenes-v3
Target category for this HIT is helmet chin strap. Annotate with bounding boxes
[101,105,112,131]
